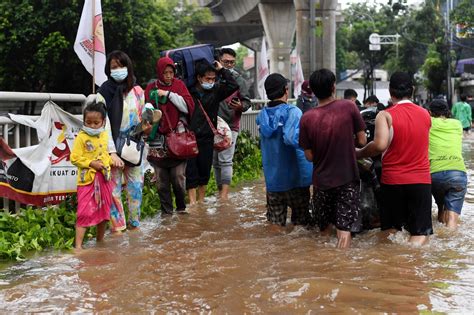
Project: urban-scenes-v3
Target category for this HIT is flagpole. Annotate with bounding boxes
[92,0,96,94]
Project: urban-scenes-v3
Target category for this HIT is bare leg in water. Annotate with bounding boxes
[75,226,87,250]
[445,210,459,230]
[188,188,197,205]
[197,185,206,203]
[409,235,429,245]
[220,184,230,200]
[96,221,107,242]
[336,229,352,248]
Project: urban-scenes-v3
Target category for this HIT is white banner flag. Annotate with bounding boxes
[257,36,269,100]
[74,0,107,87]
[293,53,304,98]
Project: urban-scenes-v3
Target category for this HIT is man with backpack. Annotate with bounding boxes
[213,48,252,200]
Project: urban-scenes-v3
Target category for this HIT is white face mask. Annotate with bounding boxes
[83,126,105,137]
[110,67,128,82]
[201,81,215,90]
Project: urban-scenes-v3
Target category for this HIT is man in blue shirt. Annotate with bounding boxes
[256,73,313,226]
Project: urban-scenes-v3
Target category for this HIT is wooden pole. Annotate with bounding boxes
[92,0,96,94]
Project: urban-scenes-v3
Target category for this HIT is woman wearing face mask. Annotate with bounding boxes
[186,61,239,204]
[97,50,147,232]
[144,57,195,214]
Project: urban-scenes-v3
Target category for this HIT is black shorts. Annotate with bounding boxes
[266,187,311,226]
[185,139,214,189]
[313,181,361,231]
[380,184,433,236]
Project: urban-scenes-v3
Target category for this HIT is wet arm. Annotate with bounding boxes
[355,130,367,148]
[304,149,313,162]
[356,111,390,158]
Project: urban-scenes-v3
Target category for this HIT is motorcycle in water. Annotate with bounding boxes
[351,106,382,233]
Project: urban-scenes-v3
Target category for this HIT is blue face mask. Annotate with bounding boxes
[83,126,104,137]
[201,82,214,90]
[110,67,128,82]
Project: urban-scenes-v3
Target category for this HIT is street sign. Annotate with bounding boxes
[369,44,381,51]
[369,33,380,44]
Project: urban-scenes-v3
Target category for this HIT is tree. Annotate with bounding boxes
[450,0,474,28]
[395,0,447,96]
[338,3,402,99]
[0,0,211,98]
[337,1,451,98]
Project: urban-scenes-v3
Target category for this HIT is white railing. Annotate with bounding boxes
[240,98,297,138]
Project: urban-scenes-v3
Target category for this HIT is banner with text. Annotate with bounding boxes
[0,102,82,206]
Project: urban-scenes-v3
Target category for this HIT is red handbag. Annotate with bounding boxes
[166,125,199,159]
[162,107,199,160]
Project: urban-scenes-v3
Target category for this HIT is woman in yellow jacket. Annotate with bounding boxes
[70,101,113,249]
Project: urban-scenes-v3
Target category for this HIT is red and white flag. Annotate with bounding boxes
[74,0,107,87]
[293,53,304,98]
[257,36,269,99]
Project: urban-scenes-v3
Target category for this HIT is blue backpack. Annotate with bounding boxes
[161,44,215,88]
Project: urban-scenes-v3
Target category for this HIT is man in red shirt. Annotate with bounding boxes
[300,69,367,248]
[356,72,432,245]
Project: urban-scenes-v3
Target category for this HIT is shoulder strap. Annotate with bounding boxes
[197,99,217,135]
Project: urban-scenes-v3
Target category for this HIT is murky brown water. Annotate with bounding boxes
[0,137,473,313]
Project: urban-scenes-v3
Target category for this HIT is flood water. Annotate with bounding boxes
[0,137,473,313]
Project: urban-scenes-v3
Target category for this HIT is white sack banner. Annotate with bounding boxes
[0,102,82,206]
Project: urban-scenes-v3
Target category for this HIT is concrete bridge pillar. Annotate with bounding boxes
[294,0,311,79]
[316,0,337,75]
[258,2,296,79]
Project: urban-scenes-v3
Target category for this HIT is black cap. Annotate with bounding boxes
[265,73,289,100]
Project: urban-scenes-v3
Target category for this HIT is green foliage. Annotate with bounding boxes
[421,43,446,96]
[0,0,210,95]
[450,0,474,27]
[0,205,75,261]
[232,130,262,183]
[235,45,250,73]
[0,131,262,261]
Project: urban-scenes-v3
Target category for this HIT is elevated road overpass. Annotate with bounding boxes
[190,0,341,79]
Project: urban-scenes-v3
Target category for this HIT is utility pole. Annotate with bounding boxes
[446,0,453,106]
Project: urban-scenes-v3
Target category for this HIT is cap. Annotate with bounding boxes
[265,73,289,100]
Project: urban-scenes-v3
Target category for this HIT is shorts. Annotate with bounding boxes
[431,170,468,214]
[266,187,310,226]
[463,127,471,132]
[313,181,361,231]
[381,183,433,236]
